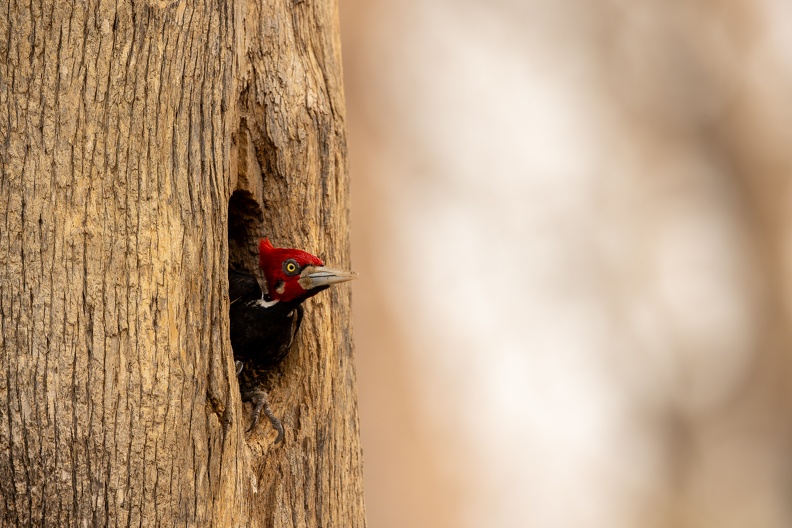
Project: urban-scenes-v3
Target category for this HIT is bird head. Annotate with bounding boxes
[258,238,357,303]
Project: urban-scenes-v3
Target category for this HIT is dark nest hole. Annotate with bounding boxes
[228,190,265,276]
[228,190,284,429]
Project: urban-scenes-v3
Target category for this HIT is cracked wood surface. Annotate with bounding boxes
[0,0,365,526]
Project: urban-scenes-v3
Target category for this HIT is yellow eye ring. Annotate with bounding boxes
[284,259,299,275]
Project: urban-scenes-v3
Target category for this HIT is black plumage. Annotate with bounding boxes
[229,269,304,369]
[229,269,304,443]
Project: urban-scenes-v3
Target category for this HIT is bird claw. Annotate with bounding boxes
[235,360,244,376]
[246,389,284,444]
[263,404,284,444]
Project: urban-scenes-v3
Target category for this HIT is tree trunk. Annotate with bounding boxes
[0,0,365,526]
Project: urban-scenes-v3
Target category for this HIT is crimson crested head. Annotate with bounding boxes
[258,238,357,303]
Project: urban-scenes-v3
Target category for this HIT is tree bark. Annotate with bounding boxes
[0,0,364,526]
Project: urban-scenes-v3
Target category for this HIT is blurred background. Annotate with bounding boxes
[339,1,792,527]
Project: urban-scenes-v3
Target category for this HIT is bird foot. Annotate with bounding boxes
[246,389,284,444]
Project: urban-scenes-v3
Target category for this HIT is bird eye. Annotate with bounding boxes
[283,259,299,276]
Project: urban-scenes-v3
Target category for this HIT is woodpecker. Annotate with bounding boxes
[229,238,357,442]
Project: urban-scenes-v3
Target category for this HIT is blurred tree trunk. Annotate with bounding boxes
[0,1,364,527]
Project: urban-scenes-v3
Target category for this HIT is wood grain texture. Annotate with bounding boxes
[0,0,364,526]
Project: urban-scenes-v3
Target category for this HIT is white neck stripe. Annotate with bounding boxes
[255,298,280,308]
